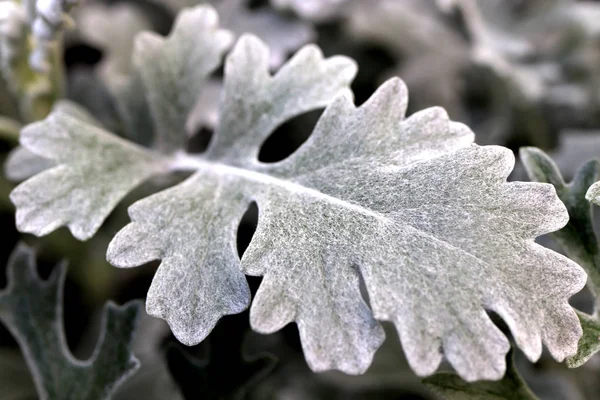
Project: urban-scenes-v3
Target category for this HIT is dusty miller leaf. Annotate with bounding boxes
[521,147,600,297]
[115,5,233,150]
[423,350,538,400]
[107,35,585,380]
[107,34,358,345]
[10,7,586,381]
[10,111,170,240]
[5,101,99,182]
[521,147,600,368]
[0,243,142,400]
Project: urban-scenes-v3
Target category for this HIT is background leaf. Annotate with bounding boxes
[0,243,142,400]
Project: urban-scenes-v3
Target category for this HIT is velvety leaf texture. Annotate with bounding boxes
[10,4,587,382]
[115,5,233,150]
[520,147,600,369]
[0,243,141,400]
[10,112,170,240]
[521,147,600,296]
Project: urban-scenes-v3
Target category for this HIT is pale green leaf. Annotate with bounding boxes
[0,243,142,400]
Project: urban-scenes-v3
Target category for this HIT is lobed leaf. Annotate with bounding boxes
[11,6,588,382]
[0,243,141,400]
[521,147,600,295]
[10,111,169,240]
[108,39,585,379]
[115,5,233,150]
[521,147,600,368]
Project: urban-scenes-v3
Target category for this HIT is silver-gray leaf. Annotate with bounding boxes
[10,110,170,240]
[122,5,233,152]
[108,59,585,380]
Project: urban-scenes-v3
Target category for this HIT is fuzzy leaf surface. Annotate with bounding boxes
[0,244,141,400]
[5,101,99,182]
[108,35,585,380]
[521,147,600,294]
[10,111,169,240]
[521,148,600,368]
[108,34,359,347]
[115,5,233,150]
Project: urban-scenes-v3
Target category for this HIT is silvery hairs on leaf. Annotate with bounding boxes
[520,147,600,369]
[115,4,233,150]
[9,5,586,381]
[107,34,359,347]
[0,243,142,400]
[521,147,600,298]
[10,5,230,240]
[5,100,97,182]
[108,34,585,380]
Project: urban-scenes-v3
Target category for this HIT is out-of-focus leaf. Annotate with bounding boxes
[216,0,315,68]
[5,146,55,181]
[166,313,276,400]
[0,349,37,400]
[77,2,152,89]
[423,350,538,400]
[271,0,351,22]
[0,243,142,400]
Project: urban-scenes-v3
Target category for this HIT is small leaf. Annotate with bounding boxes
[10,111,170,240]
[116,5,233,150]
[0,243,142,400]
[423,350,538,400]
[521,147,600,294]
[521,148,600,368]
[567,311,600,368]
